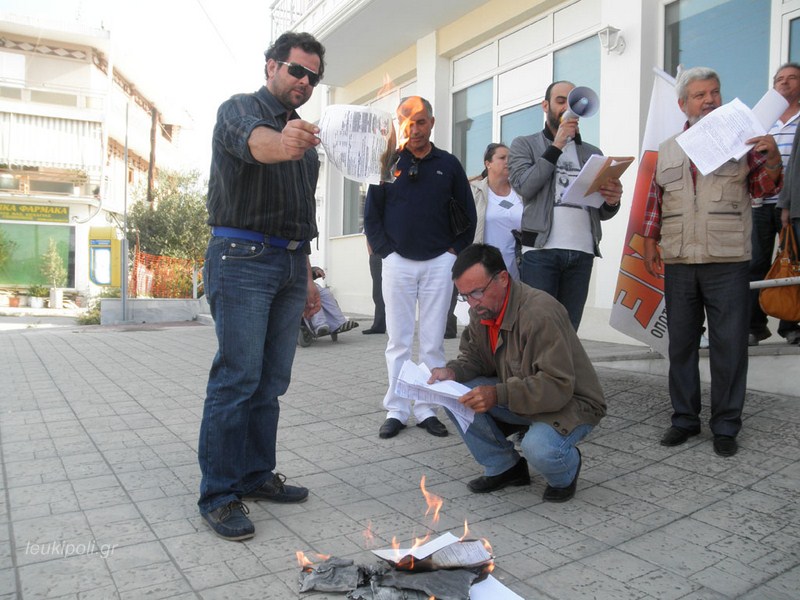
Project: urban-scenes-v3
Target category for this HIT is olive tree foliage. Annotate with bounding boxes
[127,169,209,262]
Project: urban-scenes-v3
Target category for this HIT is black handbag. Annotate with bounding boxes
[449,196,471,237]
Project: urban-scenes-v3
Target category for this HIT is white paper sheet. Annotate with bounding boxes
[394,361,475,433]
[675,91,788,176]
[317,104,396,184]
[470,575,525,600]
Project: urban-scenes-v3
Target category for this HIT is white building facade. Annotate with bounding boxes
[276,0,795,341]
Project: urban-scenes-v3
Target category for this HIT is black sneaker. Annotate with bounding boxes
[245,473,309,503]
[201,500,254,541]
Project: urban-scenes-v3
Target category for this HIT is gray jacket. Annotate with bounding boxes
[508,129,620,256]
[778,125,800,220]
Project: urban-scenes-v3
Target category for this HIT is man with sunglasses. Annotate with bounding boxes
[428,243,605,503]
[364,96,476,440]
[198,32,325,541]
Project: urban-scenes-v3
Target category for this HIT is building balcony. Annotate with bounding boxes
[269,0,486,87]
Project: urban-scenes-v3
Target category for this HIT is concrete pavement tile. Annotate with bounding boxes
[199,573,296,600]
[60,453,113,480]
[710,532,773,563]
[162,531,254,569]
[757,564,800,597]
[497,550,556,579]
[75,485,130,511]
[13,513,94,566]
[110,560,185,593]
[580,548,658,583]
[117,578,193,600]
[627,568,699,600]
[17,553,113,598]
[738,587,798,600]
[690,562,765,598]
[659,517,728,544]
[4,458,67,487]
[692,500,787,542]
[751,546,800,576]
[334,498,399,523]
[135,493,197,525]
[182,562,239,590]
[619,532,725,576]
[149,518,199,540]
[51,435,98,457]
[0,568,15,596]
[126,487,167,502]
[528,561,646,599]
[529,498,610,531]
[557,536,609,560]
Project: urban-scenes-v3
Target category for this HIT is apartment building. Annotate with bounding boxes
[0,14,182,301]
[275,0,796,340]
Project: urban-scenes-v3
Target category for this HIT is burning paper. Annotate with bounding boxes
[372,532,492,571]
[317,104,398,184]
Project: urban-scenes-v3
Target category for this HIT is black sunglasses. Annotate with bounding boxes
[277,61,320,87]
[408,157,419,181]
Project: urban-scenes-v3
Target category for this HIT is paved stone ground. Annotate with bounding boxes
[1,320,799,599]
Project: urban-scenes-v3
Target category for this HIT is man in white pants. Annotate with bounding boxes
[364,96,476,439]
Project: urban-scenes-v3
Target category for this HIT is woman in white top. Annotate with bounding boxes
[471,143,524,279]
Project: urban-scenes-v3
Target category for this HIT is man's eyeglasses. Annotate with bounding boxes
[277,61,321,87]
[408,157,419,181]
[457,272,500,302]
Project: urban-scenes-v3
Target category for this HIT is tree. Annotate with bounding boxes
[40,238,68,288]
[0,228,16,275]
[127,169,209,262]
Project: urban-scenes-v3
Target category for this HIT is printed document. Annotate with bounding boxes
[317,104,396,184]
[676,90,788,176]
[394,360,474,433]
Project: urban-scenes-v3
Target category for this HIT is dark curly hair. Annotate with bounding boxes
[264,31,326,80]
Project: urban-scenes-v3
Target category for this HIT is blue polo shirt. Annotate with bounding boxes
[364,145,476,260]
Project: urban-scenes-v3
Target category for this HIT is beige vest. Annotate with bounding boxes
[655,135,751,264]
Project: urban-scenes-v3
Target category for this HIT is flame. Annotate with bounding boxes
[376,72,395,98]
[420,476,443,525]
[363,520,375,548]
[295,550,330,571]
[459,519,469,541]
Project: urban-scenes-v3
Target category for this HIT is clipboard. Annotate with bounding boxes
[584,156,634,196]
[561,154,634,208]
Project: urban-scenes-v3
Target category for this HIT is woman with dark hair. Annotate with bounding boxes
[471,143,523,279]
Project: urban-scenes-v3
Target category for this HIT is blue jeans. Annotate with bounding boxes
[749,204,799,337]
[446,377,592,488]
[664,261,749,437]
[520,249,594,330]
[198,236,308,514]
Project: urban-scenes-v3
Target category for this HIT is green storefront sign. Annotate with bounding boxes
[0,203,70,223]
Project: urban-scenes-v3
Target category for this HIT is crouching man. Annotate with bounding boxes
[428,243,605,502]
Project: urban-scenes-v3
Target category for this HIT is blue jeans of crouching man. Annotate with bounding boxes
[446,376,592,488]
[198,236,308,514]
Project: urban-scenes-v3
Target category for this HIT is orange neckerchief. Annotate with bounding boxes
[479,283,511,353]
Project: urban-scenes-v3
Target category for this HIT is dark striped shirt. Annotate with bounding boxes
[206,86,319,242]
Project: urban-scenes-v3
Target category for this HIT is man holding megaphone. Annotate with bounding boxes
[508,81,623,330]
